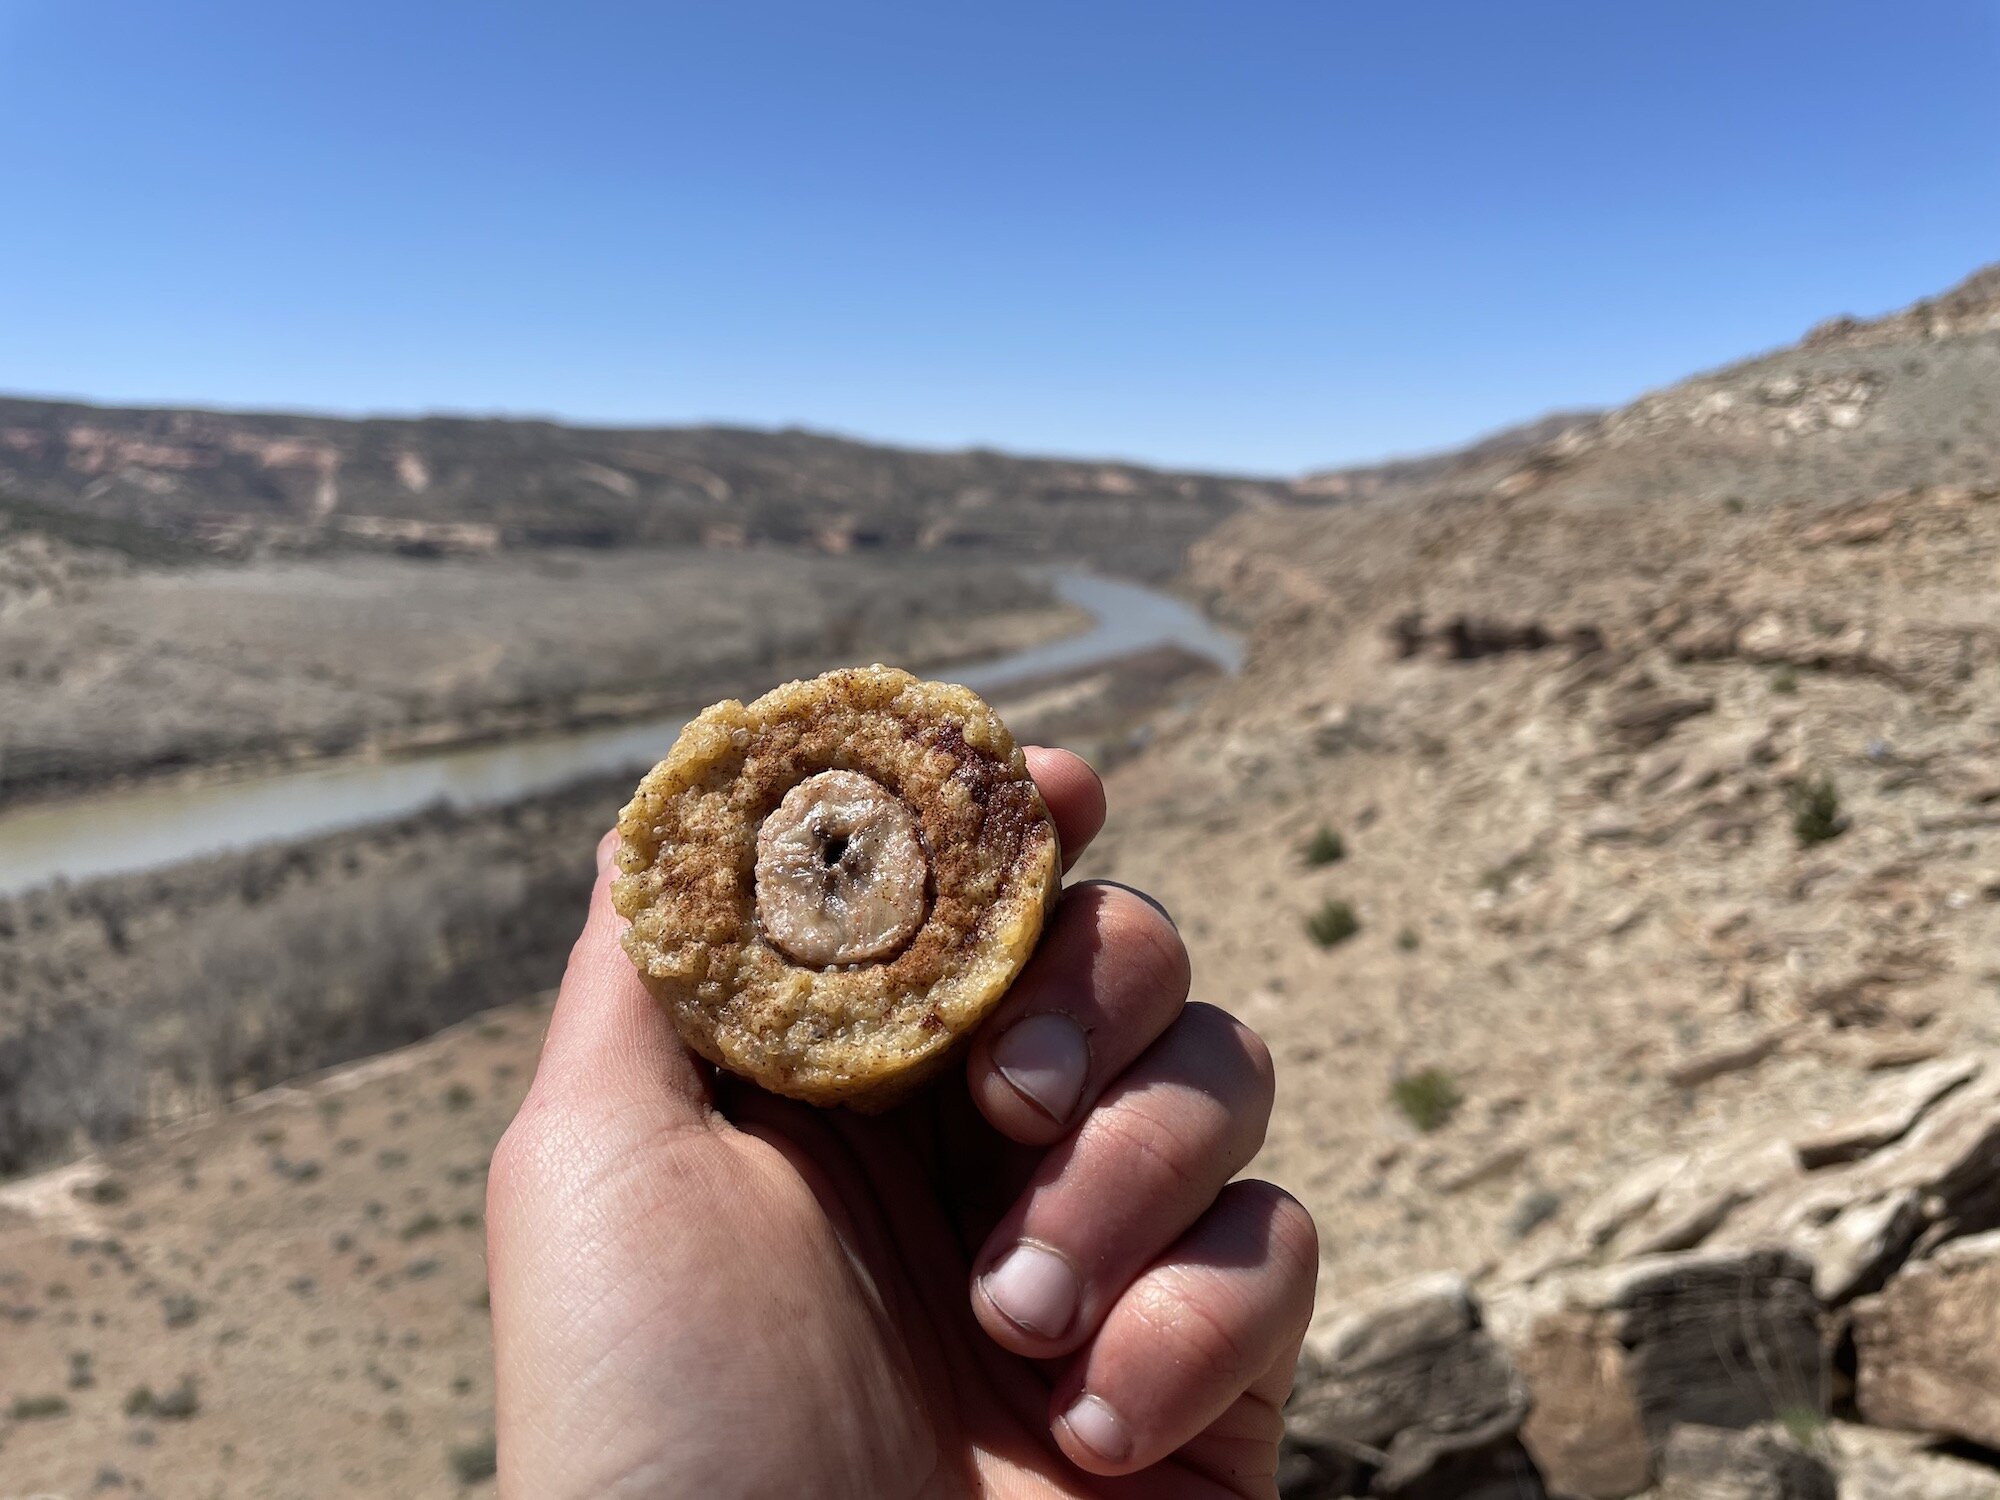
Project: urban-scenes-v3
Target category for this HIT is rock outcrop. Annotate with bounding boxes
[1282,1056,2000,1498]
[1497,1250,1823,1498]
[1282,1274,1543,1498]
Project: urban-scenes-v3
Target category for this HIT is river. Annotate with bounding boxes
[0,571,1238,896]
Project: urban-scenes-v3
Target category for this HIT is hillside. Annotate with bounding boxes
[1282,261,2000,532]
[1293,409,1602,502]
[0,396,1291,578]
[1162,263,2000,1293]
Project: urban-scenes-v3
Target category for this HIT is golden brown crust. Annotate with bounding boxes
[612,665,1061,1110]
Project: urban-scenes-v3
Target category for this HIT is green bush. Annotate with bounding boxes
[1306,899,1360,947]
[1769,665,1799,695]
[9,1393,70,1419]
[1301,826,1346,867]
[125,1376,199,1420]
[401,1211,444,1241]
[1789,775,1846,846]
[450,1435,499,1484]
[1390,1069,1462,1132]
[1395,926,1420,953]
[1778,1404,1828,1450]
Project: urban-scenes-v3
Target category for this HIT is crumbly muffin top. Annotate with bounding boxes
[613,665,1059,1106]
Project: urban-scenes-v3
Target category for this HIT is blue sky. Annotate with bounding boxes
[0,2,1995,473]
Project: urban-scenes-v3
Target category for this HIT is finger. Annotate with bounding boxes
[1051,1181,1319,1477]
[971,1003,1274,1356]
[967,881,1191,1144]
[523,830,712,1127]
[1169,1390,1287,1497]
[1025,745,1106,873]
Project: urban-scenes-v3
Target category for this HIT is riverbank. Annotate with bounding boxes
[0,546,1079,810]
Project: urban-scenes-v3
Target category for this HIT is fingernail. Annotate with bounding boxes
[980,1242,1078,1339]
[1062,1393,1132,1463]
[993,1013,1089,1123]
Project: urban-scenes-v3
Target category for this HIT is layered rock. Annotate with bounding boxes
[1493,1250,1824,1498]
[1282,1274,1543,1498]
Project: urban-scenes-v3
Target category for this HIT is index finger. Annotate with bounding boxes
[1025,746,1106,873]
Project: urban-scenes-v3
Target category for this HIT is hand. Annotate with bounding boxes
[486,748,1318,1499]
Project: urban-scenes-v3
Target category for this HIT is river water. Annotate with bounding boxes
[0,571,1238,896]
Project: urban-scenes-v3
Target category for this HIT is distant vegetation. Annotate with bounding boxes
[1790,775,1847,846]
[1296,828,1344,864]
[0,488,199,562]
[1301,825,1346,867]
[0,778,616,1173]
[1306,899,1361,947]
[1391,1069,1463,1133]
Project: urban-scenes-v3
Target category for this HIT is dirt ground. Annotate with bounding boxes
[0,1003,536,1499]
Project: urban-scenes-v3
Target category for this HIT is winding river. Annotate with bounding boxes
[0,572,1239,896]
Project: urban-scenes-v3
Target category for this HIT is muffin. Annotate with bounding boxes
[612,665,1061,1110]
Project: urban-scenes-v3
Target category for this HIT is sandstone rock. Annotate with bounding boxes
[1653,1424,1834,1500]
[1312,702,1387,754]
[1859,1039,1947,1071]
[1665,1032,1786,1091]
[1501,1249,1824,1499]
[1605,693,1717,749]
[1791,1056,1980,1169]
[1852,1228,2000,1449]
[1615,1141,1796,1260]
[1578,1154,1690,1250]
[1284,1273,1543,1498]
[1584,812,1644,844]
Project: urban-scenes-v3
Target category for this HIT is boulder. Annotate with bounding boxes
[1852,1228,2000,1449]
[1653,1424,1834,1500]
[1283,1273,1543,1498]
[1498,1249,1824,1499]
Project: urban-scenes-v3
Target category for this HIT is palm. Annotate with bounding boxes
[503,1072,1260,1499]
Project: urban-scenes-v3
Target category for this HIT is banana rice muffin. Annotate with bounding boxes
[612,665,1061,1109]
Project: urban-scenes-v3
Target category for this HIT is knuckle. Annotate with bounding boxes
[1084,1098,1210,1201]
[1129,1275,1259,1394]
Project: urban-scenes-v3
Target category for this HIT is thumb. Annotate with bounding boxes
[523,830,714,1128]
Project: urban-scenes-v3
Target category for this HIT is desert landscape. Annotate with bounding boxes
[4,263,2000,1497]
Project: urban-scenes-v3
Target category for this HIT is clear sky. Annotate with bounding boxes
[1,2,1995,473]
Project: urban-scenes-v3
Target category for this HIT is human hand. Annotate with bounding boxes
[486,748,1317,1499]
